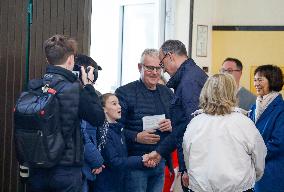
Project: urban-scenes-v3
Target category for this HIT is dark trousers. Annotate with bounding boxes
[27,166,82,192]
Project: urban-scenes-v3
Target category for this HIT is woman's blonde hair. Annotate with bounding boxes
[199,73,237,115]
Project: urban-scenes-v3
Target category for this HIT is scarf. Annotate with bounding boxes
[255,91,279,122]
[97,120,109,152]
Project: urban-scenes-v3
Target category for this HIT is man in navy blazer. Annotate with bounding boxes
[145,40,208,191]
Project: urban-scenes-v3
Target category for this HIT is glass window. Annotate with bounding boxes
[120,3,157,85]
[91,0,165,93]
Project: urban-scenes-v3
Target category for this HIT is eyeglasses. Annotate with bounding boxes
[159,53,170,68]
[142,64,162,72]
[220,68,241,74]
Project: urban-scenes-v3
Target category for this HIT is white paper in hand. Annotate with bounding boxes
[142,114,165,131]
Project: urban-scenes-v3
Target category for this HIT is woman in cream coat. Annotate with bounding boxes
[183,74,267,192]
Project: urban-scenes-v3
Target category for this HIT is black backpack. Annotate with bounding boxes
[14,79,65,168]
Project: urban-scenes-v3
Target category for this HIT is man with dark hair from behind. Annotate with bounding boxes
[144,40,208,192]
[220,57,256,110]
[26,34,105,192]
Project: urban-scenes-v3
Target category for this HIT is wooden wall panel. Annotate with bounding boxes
[0,0,92,191]
[0,0,8,191]
[0,0,8,189]
[42,0,51,75]
[0,0,28,191]
[64,0,72,37]
[28,0,92,79]
[5,0,16,191]
[13,2,26,191]
[83,0,92,54]
[57,0,64,33]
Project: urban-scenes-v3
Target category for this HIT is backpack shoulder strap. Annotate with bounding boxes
[41,79,66,95]
[52,80,66,94]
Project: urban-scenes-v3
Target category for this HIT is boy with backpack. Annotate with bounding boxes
[14,34,105,192]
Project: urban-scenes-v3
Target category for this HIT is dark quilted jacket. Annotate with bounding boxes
[115,80,174,156]
[29,65,105,166]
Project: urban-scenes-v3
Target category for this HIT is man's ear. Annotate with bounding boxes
[46,58,49,64]
[66,55,74,69]
[168,52,174,62]
[138,63,143,72]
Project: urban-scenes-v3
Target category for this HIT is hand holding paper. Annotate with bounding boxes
[136,130,160,144]
[158,119,172,132]
[142,114,165,131]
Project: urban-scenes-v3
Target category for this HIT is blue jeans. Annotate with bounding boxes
[82,175,95,192]
[27,166,82,192]
[125,160,165,192]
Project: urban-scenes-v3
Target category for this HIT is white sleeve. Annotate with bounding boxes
[251,128,267,181]
[183,123,192,171]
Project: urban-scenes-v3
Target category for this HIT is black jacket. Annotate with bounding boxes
[29,65,105,166]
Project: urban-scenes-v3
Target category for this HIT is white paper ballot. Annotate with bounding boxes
[142,114,165,131]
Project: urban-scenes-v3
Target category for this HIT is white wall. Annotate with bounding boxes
[191,0,214,71]
[213,0,284,25]
[172,0,284,73]
[173,0,190,47]
[170,0,214,72]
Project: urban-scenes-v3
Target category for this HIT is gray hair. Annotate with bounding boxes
[140,48,159,64]
[160,40,187,56]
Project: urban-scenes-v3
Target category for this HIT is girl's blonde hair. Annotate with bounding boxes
[199,73,237,115]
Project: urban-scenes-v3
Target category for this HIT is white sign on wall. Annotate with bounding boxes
[196,25,208,57]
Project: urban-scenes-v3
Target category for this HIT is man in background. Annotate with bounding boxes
[221,57,256,110]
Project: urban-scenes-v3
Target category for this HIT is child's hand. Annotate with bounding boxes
[142,153,157,168]
[142,154,149,162]
[91,165,105,175]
